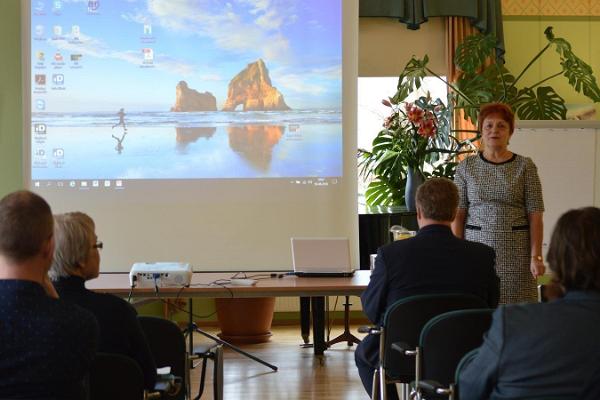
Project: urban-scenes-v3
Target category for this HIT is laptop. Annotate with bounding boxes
[290,237,355,277]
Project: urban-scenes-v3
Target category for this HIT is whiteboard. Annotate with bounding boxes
[511,122,598,256]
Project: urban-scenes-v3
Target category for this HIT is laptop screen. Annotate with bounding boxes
[291,237,352,274]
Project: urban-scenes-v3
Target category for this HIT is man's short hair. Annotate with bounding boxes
[415,177,458,222]
[0,191,53,262]
[50,212,96,280]
[547,207,600,291]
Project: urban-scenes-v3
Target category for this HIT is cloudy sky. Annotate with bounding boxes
[31,0,342,111]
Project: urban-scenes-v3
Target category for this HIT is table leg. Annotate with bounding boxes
[300,297,311,344]
[311,296,326,355]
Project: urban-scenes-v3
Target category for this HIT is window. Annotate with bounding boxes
[357,76,448,205]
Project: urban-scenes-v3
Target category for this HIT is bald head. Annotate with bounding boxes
[0,191,54,263]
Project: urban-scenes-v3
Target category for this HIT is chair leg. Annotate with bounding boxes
[193,358,208,400]
[186,355,192,400]
[213,346,224,400]
[371,369,380,400]
[379,366,387,400]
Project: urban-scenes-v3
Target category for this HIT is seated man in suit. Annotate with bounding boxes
[355,178,499,400]
[49,212,157,390]
[459,207,600,399]
[0,191,98,400]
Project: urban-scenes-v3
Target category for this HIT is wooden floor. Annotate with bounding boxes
[188,324,369,400]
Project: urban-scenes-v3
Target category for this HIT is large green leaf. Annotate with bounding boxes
[453,72,494,123]
[454,33,497,74]
[481,65,518,102]
[365,177,404,206]
[561,56,600,102]
[546,29,600,102]
[393,56,429,103]
[513,87,566,120]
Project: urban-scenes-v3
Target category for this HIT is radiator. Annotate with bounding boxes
[274,296,363,312]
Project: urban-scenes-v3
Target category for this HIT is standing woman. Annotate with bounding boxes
[452,103,545,304]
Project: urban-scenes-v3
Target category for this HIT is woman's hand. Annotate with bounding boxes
[530,258,545,278]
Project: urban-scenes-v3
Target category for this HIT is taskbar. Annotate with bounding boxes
[31,177,340,190]
[32,179,124,190]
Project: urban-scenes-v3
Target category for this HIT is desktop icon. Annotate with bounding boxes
[81,181,88,187]
[70,53,82,62]
[88,0,99,12]
[69,181,76,187]
[34,181,41,187]
[53,25,62,36]
[116,180,123,187]
[35,74,46,85]
[142,48,154,62]
[71,25,80,39]
[92,180,99,187]
[54,52,63,62]
[34,1,44,13]
[34,149,46,157]
[33,123,47,134]
[35,25,44,37]
[53,148,64,158]
[143,24,152,35]
[35,99,46,111]
[104,180,111,187]
[36,51,45,61]
[52,74,64,85]
[52,0,62,12]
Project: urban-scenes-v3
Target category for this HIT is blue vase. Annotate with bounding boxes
[405,167,425,211]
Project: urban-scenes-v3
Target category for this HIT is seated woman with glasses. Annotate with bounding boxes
[49,212,157,390]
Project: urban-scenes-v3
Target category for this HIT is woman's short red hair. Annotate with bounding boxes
[478,103,515,133]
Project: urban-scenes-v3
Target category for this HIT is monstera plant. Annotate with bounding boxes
[451,26,600,122]
[358,26,600,207]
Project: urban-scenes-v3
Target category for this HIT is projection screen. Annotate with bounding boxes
[23,0,358,272]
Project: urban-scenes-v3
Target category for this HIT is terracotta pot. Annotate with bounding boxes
[214,297,276,344]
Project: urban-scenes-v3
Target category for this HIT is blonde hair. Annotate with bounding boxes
[49,212,96,280]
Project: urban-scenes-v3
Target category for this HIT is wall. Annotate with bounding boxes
[359,17,447,77]
[0,0,23,196]
[504,16,600,115]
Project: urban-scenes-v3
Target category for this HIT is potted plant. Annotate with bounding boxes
[358,27,600,207]
[358,90,476,209]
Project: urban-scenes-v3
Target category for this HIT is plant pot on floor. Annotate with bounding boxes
[214,297,276,344]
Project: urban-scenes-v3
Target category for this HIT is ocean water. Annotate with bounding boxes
[31,110,342,179]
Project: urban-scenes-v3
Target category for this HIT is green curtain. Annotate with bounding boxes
[359,0,505,62]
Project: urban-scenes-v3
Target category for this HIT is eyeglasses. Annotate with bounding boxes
[93,241,103,250]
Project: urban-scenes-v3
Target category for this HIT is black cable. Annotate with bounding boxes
[158,297,218,320]
[327,296,340,338]
[127,275,137,303]
[127,285,134,303]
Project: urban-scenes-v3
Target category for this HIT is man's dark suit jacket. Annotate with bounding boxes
[356,224,499,376]
[54,276,157,390]
[0,280,98,400]
[459,290,600,400]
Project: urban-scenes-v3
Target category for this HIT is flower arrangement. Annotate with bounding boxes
[358,87,477,207]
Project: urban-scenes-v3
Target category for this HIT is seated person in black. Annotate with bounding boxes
[49,211,157,390]
[0,191,98,400]
[355,178,499,400]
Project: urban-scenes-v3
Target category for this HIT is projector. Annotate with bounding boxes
[129,262,192,288]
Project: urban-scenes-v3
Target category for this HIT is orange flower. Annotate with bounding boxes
[405,103,424,124]
[417,118,437,138]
